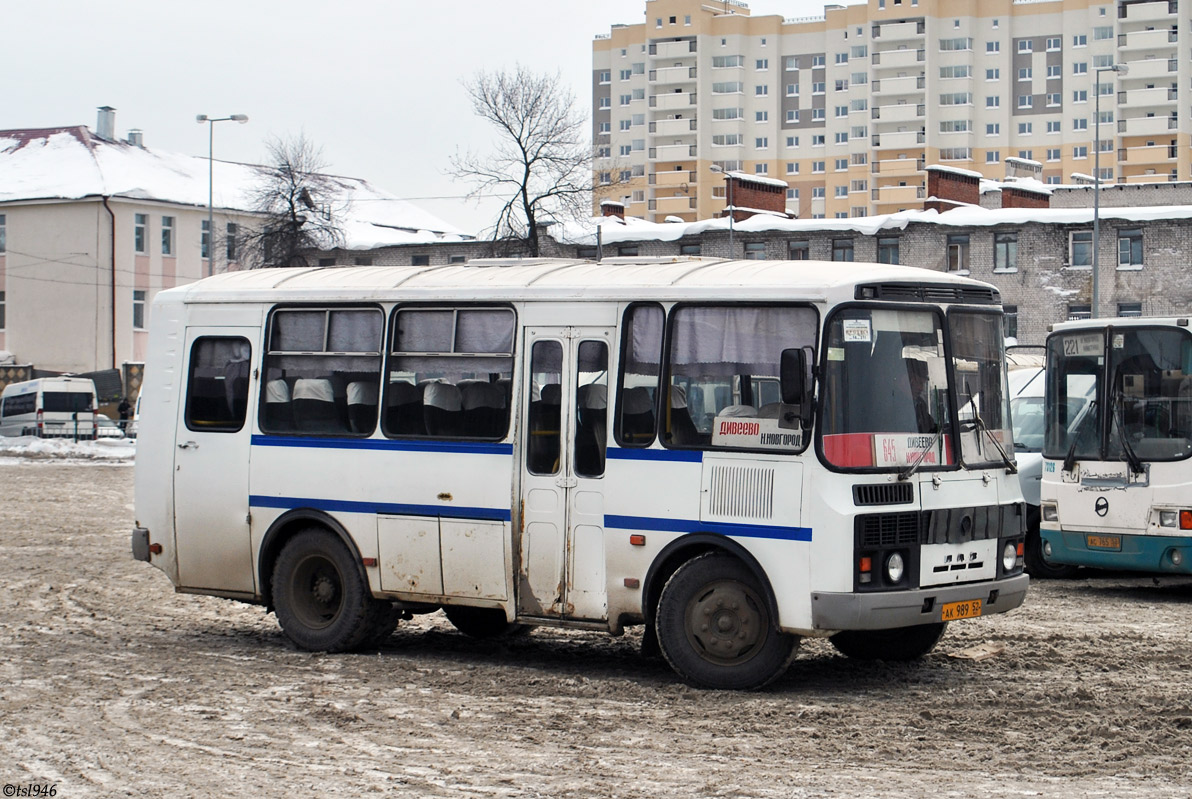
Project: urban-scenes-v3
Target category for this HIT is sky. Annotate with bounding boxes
[6,0,837,236]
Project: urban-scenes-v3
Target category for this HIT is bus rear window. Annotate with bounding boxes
[42,392,93,413]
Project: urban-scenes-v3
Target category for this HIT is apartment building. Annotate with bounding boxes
[593,0,1190,222]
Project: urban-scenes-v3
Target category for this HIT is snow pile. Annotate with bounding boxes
[0,435,135,462]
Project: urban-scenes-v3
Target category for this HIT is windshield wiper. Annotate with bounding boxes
[959,380,1017,474]
[1111,384,1145,476]
[1062,398,1097,473]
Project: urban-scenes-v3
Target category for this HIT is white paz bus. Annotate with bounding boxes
[1040,317,1192,575]
[132,258,1029,689]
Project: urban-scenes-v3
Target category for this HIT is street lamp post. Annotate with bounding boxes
[195,114,249,276]
[1092,64,1126,318]
[709,165,735,256]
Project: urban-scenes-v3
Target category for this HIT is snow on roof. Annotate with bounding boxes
[723,170,789,189]
[925,165,983,180]
[979,177,1054,196]
[1004,156,1043,169]
[0,125,471,248]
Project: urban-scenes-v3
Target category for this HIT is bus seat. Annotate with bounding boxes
[293,378,340,434]
[462,381,507,438]
[576,384,608,474]
[664,385,700,446]
[756,402,783,418]
[263,378,294,431]
[346,381,379,435]
[619,386,655,443]
[718,404,758,417]
[424,382,463,437]
[385,381,425,435]
[540,383,561,405]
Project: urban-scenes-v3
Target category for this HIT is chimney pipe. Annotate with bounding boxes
[96,106,116,141]
[127,129,144,148]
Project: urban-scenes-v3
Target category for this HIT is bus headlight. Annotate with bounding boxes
[885,552,905,584]
[1041,503,1058,523]
[1160,511,1178,528]
[1003,542,1018,572]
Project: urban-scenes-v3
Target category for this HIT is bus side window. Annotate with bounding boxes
[615,303,664,447]
[575,340,609,477]
[185,336,251,432]
[528,341,562,474]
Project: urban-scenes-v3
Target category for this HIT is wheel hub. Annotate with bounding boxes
[686,581,765,663]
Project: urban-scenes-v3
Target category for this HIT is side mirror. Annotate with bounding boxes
[779,348,814,428]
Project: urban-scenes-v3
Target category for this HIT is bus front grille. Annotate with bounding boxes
[857,512,921,547]
[853,483,914,506]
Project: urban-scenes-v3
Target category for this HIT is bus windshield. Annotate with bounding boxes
[820,307,952,470]
[1045,326,1192,463]
[950,311,1014,467]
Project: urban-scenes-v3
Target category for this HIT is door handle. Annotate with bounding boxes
[178,441,199,450]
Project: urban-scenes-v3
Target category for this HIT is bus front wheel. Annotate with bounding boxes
[655,552,799,690]
[829,622,947,661]
[273,528,386,653]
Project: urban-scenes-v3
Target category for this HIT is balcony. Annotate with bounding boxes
[871,157,926,175]
[872,75,926,96]
[1118,115,1180,135]
[651,194,699,213]
[651,143,697,160]
[1121,169,1179,184]
[1118,28,1178,50]
[872,48,925,69]
[650,92,697,110]
[1118,86,1178,108]
[871,20,925,41]
[651,170,698,187]
[1120,0,1176,23]
[650,65,697,84]
[1120,57,1178,79]
[1117,142,1179,163]
[872,103,925,123]
[872,130,926,148]
[872,184,926,204]
[649,39,696,59]
[650,117,698,136]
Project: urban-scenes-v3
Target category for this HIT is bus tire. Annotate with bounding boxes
[1024,508,1079,579]
[829,622,948,661]
[443,606,529,639]
[272,528,376,653]
[655,552,799,690]
[361,601,403,649]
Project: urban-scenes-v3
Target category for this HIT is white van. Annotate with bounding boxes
[0,377,99,439]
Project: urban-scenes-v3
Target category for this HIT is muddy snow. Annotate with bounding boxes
[1,461,1190,798]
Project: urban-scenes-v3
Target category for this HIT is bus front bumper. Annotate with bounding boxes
[810,574,1030,631]
[1040,529,1192,574]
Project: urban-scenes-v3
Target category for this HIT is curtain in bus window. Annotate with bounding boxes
[272,310,326,351]
[669,306,816,376]
[456,310,515,354]
[328,310,383,352]
[616,303,663,447]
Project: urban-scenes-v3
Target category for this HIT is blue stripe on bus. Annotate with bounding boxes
[606,447,703,463]
[604,513,812,542]
[249,495,512,522]
[251,434,513,456]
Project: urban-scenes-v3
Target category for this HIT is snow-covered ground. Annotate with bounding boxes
[0,435,135,463]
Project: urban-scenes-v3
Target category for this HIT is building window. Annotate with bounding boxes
[318,258,336,266]
[353,257,373,266]
[449,255,467,264]
[1002,305,1018,340]
[744,242,766,260]
[200,220,210,259]
[225,223,238,261]
[0,213,5,253]
[1117,228,1143,267]
[788,240,810,260]
[1067,304,1091,321]
[812,186,826,199]
[1070,230,1093,267]
[133,290,146,330]
[1118,302,1142,317]
[134,214,147,254]
[161,216,175,256]
[986,151,1000,164]
[877,237,899,264]
[618,245,639,257]
[680,243,702,256]
[994,232,1018,272]
[946,234,970,272]
[411,254,431,266]
[831,239,854,262]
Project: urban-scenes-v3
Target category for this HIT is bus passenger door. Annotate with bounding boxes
[518,327,612,621]
[173,330,255,595]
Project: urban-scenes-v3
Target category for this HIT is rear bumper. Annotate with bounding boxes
[810,573,1030,631]
[1040,529,1192,574]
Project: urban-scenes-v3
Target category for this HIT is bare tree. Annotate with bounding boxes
[242,134,346,268]
[452,66,592,258]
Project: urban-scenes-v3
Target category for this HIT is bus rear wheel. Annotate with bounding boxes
[443,606,528,639]
[655,552,799,690]
[273,528,382,653]
[829,622,948,661]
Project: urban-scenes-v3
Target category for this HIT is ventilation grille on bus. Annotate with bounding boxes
[857,512,921,547]
[856,283,1000,305]
[707,465,775,520]
[853,483,914,506]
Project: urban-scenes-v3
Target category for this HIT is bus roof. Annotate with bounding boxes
[1049,317,1191,335]
[161,259,1000,306]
